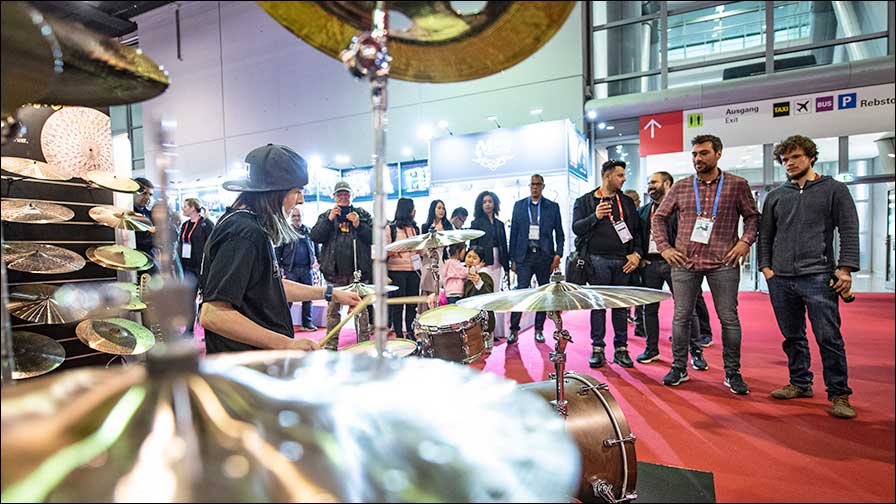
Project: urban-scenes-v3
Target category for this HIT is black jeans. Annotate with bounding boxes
[767,273,852,399]
[285,267,314,326]
[388,270,421,339]
[588,255,631,348]
[510,249,552,332]
[639,260,701,355]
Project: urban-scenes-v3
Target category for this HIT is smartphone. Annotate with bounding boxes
[337,205,352,222]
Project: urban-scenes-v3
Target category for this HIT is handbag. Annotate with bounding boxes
[565,247,591,285]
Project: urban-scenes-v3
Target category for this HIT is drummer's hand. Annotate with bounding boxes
[550,255,561,272]
[286,337,320,351]
[333,289,361,307]
[346,212,360,228]
[328,206,341,221]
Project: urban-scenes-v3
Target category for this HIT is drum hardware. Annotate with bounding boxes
[593,479,637,504]
[1,199,75,224]
[2,242,86,274]
[603,434,637,448]
[88,205,155,232]
[11,330,65,379]
[0,156,71,181]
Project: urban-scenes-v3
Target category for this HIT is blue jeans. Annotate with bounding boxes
[447,296,461,305]
[285,267,314,326]
[670,266,742,374]
[588,255,631,348]
[767,273,852,399]
[510,250,553,332]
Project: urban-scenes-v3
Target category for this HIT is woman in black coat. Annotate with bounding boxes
[469,190,509,290]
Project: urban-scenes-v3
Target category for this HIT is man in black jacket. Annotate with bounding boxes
[277,206,319,332]
[760,135,860,419]
[572,160,643,369]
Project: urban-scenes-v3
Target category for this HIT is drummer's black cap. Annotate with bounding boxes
[223,144,308,192]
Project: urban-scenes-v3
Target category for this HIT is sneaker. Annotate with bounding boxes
[634,325,645,338]
[663,367,689,386]
[613,347,634,368]
[534,330,545,343]
[301,323,318,332]
[770,384,814,400]
[636,349,661,364]
[690,352,709,371]
[627,315,637,325]
[589,347,606,368]
[699,335,713,347]
[831,395,856,419]
[724,373,750,395]
[507,330,519,344]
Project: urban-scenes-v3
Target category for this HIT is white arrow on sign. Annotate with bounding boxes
[643,118,662,139]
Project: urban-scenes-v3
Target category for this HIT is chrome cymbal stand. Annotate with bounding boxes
[546,310,573,417]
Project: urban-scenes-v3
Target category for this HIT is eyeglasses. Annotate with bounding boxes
[529,182,544,187]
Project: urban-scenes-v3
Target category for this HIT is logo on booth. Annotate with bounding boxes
[772,101,790,117]
[838,93,857,109]
[472,134,514,171]
[815,96,834,112]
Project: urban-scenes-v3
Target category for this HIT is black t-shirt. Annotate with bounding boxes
[586,195,631,258]
[199,209,293,353]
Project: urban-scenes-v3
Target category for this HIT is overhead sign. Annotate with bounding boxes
[639,111,683,156]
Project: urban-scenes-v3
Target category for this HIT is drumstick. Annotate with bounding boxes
[318,295,434,347]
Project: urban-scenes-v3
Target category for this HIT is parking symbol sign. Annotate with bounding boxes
[838,93,857,109]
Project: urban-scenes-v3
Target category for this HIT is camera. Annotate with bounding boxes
[337,205,352,222]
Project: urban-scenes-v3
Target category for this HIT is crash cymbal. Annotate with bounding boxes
[1,199,74,223]
[40,107,112,178]
[83,170,140,192]
[7,284,87,324]
[53,281,146,318]
[0,2,169,117]
[334,281,398,297]
[75,318,155,355]
[0,156,71,181]
[88,205,154,232]
[385,229,485,252]
[12,331,65,379]
[2,243,85,274]
[258,1,575,83]
[86,245,153,271]
[457,273,672,312]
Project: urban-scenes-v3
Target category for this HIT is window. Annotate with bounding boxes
[667,1,766,66]
[108,103,143,173]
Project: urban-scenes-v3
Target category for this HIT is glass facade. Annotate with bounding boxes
[109,103,144,172]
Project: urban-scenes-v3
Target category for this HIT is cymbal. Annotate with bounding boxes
[0,2,55,116]
[0,156,71,181]
[75,318,155,355]
[83,170,140,193]
[258,1,576,83]
[2,242,85,274]
[53,281,146,318]
[385,229,485,252]
[457,276,672,312]
[108,282,147,311]
[7,284,88,324]
[341,339,417,358]
[40,107,112,178]
[1,199,74,223]
[88,205,154,232]
[86,245,153,271]
[12,331,65,379]
[334,281,398,297]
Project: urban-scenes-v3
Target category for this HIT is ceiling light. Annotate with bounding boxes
[402,147,412,157]
[486,115,501,128]
[586,110,598,120]
[597,122,607,130]
[417,125,434,141]
[529,108,543,115]
[606,125,615,130]
[334,155,350,164]
[437,120,449,129]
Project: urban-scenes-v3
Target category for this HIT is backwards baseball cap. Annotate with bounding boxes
[333,180,353,197]
[223,144,308,192]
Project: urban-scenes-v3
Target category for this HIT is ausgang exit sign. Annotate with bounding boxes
[639,111,683,156]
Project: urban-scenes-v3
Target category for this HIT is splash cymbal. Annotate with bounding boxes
[334,281,398,297]
[2,243,85,274]
[88,206,154,232]
[86,245,153,271]
[7,284,88,324]
[75,318,155,355]
[385,229,485,252]
[0,156,71,181]
[83,170,140,193]
[258,1,575,83]
[12,331,65,379]
[1,199,74,224]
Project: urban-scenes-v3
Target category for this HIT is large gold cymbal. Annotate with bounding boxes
[385,229,484,252]
[1,199,74,224]
[12,331,65,379]
[7,284,88,324]
[83,170,140,193]
[88,206,155,232]
[257,1,576,83]
[86,245,153,271]
[75,318,155,355]
[0,156,71,181]
[2,243,86,274]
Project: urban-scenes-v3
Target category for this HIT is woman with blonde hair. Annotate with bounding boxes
[178,197,215,336]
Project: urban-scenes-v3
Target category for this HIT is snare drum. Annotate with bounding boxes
[341,339,418,358]
[414,305,486,364]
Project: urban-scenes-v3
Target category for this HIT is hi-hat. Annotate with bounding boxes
[83,170,140,193]
[2,243,85,274]
[334,282,398,297]
[7,284,88,324]
[89,206,154,232]
[86,245,153,271]
[75,318,155,355]
[1,199,74,224]
[258,1,575,83]
[457,274,672,312]
[0,156,71,181]
[12,331,65,379]
[385,229,485,252]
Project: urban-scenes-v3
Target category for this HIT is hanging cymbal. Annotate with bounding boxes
[0,156,71,181]
[75,318,155,355]
[7,284,88,324]
[1,199,74,224]
[53,282,146,319]
[0,2,55,117]
[88,206,154,232]
[2,243,85,274]
[385,229,485,252]
[457,274,673,312]
[258,1,576,83]
[86,245,153,271]
[40,107,112,178]
[12,331,65,379]
[334,281,398,297]
[83,170,140,193]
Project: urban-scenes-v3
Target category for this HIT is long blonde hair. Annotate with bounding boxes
[183,198,209,220]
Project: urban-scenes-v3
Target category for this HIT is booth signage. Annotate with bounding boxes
[639,111,683,156]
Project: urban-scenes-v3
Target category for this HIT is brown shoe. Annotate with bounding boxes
[831,395,856,419]
[770,384,814,400]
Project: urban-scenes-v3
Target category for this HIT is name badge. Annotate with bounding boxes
[528,224,540,241]
[648,237,659,254]
[613,221,633,244]
[411,254,423,271]
[691,217,714,244]
[181,243,192,259]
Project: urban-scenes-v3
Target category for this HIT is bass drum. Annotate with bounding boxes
[520,372,637,503]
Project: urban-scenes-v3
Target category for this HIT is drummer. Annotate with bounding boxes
[199,144,361,353]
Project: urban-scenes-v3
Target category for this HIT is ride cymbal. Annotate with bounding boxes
[75,318,155,355]
[86,245,153,271]
[1,199,74,224]
[88,206,154,232]
[0,156,71,181]
[2,243,85,274]
[258,1,575,83]
[83,170,140,193]
[12,331,65,379]
[7,284,88,324]
[385,229,485,252]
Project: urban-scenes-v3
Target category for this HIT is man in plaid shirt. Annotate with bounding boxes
[652,134,759,394]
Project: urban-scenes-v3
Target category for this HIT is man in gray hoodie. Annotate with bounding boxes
[759,134,860,419]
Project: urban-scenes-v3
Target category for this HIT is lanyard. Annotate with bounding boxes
[182,218,201,243]
[693,173,725,219]
[597,189,624,222]
[528,198,541,225]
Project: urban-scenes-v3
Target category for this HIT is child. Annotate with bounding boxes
[462,246,496,350]
[442,243,468,304]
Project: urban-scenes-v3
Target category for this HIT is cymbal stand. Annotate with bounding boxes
[547,310,573,417]
[352,270,370,344]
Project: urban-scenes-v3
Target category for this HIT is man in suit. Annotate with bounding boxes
[508,174,565,343]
